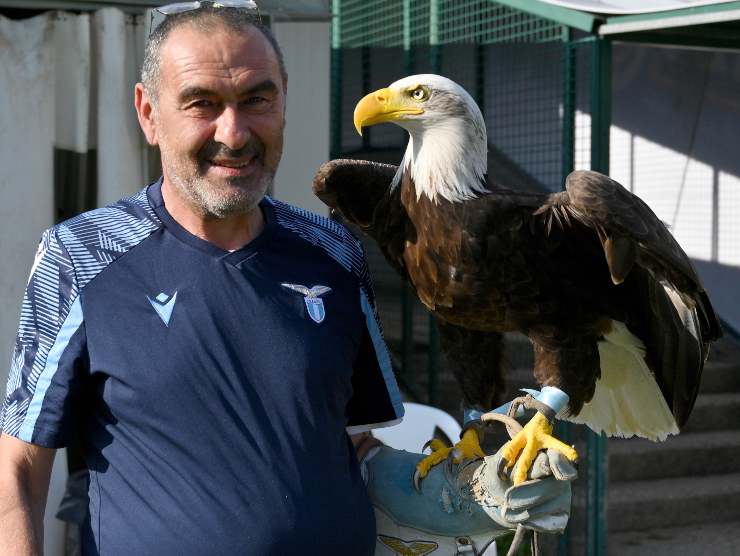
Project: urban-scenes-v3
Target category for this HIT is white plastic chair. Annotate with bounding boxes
[371,402,462,452]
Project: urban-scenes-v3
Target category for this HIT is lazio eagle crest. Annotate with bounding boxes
[377,535,438,555]
[280,283,332,323]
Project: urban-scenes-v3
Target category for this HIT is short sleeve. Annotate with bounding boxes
[345,258,404,435]
[1,228,88,448]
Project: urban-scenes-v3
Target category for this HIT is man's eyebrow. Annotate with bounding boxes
[178,87,216,103]
[241,79,279,97]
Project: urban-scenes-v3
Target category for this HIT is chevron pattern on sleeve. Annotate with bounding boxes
[1,188,161,438]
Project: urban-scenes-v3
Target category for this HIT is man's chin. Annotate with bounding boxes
[200,178,272,218]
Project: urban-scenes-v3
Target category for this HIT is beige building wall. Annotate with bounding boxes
[273,21,331,215]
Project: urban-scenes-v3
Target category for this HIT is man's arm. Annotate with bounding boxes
[351,432,384,463]
[0,433,56,555]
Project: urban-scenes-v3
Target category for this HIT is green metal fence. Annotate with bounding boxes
[331,2,609,554]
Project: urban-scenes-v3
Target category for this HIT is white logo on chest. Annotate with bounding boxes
[280,283,332,323]
[147,291,178,327]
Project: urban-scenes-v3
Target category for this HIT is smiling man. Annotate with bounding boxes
[0,5,404,555]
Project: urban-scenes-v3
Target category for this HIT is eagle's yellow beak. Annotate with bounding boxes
[353,87,424,135]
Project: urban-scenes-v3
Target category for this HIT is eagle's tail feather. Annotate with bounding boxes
[565,320,679,441]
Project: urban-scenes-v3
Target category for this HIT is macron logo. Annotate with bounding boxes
[147,291,178,327]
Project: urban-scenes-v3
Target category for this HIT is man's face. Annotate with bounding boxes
[147,24,286,218]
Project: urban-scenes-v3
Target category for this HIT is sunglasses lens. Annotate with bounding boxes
[214,0,258,8]
[158,2,201,15]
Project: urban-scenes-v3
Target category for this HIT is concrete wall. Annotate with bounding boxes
[273,21,331,215]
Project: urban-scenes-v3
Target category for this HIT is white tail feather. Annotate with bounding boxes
[565,321,679,441]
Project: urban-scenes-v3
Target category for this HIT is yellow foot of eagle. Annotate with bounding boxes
[412,429,485,491]
[500,412,579,485]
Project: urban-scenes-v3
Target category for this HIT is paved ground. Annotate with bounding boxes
[608,521,740,555]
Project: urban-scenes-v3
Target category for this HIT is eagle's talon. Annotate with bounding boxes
[412,429,485,492]
[412,468,423,492]
[497,455,509,480]
[501,411,579,485]
[421,439,436,453]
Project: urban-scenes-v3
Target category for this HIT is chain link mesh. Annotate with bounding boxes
[340,0,564,47]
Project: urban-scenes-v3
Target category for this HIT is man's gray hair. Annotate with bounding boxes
[141,7,287,104]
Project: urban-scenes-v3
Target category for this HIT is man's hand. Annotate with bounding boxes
[0,433,56,555]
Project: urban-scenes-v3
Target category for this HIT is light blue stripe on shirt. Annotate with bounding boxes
[19,296,83,442]
[360,290,404,418]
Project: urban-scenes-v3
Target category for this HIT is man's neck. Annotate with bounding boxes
[161,179,265,252]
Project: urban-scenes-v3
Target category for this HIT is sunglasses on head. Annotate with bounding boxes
[150,1,261,34]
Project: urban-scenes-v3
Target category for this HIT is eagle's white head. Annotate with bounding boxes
[353,74,488,204]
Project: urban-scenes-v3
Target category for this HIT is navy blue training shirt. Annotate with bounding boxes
[1,179,404,555]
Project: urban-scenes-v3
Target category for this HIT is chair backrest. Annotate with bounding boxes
[371,402,462,453]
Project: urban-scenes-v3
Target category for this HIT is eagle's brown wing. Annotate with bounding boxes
[313,159,397,228]
[558,170,721,342]
[537,169,722,425]
[313,159,408,276]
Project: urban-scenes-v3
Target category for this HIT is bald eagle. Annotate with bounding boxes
[314,74,722,485]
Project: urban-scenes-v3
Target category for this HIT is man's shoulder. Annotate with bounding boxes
[267,196,367,275]
[54,187,159,235]
[40,186,161,287]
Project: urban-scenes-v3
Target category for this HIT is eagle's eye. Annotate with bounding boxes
[410,86,429,101]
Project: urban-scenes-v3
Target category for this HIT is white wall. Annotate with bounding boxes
[273,21,331,215]
[1,11,149,554]
[573,45,740,269]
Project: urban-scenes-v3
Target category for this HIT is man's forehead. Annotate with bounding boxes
[160,24,282,90]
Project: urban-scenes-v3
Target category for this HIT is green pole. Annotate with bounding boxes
[430,0,441,73]
[427,0,441,405]
[403,0,412,60]
[330,0,342,160]
[475,44,486,115]
[361,45,372,149]
[402,281,415,387]
[400,0,415,390]
[428,316,439,405]
[557,29,575,556]
[587,35,611,556]
[561,31,575,187]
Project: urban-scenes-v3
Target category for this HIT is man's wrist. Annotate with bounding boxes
[355,433,384,462]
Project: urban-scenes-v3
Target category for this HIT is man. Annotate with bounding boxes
[0,4,571,555]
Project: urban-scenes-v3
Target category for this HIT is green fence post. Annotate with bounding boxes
[361,45,372,149]
[330,0,342,160]
[402,281,415,388]
[400,0,416,391]
[587,35,612,556]
[430,0,441,73]
[403,0,412,70]
[557,29,575,556]
[427,0,441,405]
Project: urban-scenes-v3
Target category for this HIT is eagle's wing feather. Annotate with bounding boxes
[313,159,397,228]
[564,171,693,283]
[559,170,722,342]
[534,169,722,426]
[313,159,409,277]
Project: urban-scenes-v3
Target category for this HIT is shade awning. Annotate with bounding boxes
[0,0,331,20]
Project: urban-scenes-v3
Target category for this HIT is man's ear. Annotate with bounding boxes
[135,83,158,146]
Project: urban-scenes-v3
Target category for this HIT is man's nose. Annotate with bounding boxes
[213,105,250,150]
